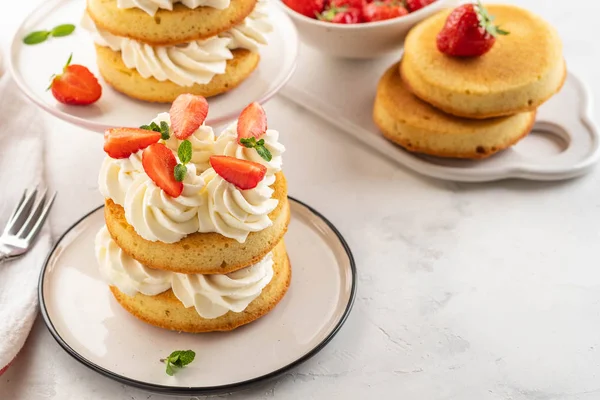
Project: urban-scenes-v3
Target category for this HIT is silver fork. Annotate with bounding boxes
[0,187,57,263]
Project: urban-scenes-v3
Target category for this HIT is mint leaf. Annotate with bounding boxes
[51,24,76,37]
[160,121,170,140]
[150,121,161,132]
[174,164,187,182]
[239,137,272,162]
[23,31,50,45]
[140,124,152,130]
[178,140,192,164]
[240,137,257,148]
[162,350,195,376]
[255,145,272,162]
[178,350,195,366]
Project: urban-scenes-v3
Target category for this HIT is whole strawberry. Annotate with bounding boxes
[283,0,325,18]
[363,1,408,22]
[318,5,364,23]
[405,0,436,12]
[48,54,102,105]
[437,1,509,57]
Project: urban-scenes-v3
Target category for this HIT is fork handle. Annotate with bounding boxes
[0,252,9,264]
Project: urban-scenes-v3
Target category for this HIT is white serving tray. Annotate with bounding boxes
[280,44,600,182]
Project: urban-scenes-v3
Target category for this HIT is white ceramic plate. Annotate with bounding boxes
[280,44,600,182]
[10,0,298,133]
[39,198,355,395]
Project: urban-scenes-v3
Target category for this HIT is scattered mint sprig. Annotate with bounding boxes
[23,24,76,45]
[140,121,170,140]
[240,137,272,162]
[174,140,192,182]
[161,350,195,376]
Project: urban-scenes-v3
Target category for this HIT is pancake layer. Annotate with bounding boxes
[86,0,257,46]
[96,45,260,102]
[110,240,291,333]
[374,62,536,159]
[105,172,289,274]
[401,4,565,119]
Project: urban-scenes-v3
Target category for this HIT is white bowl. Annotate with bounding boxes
[278,0,458,59]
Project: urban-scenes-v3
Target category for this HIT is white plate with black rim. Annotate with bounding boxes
[39,197,356,395]
[10,0,298,133]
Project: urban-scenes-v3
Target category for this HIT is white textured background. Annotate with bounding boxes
[1,0,600,399]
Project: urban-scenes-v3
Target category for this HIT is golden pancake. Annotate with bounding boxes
[401,4,565,119]
[95,45,260,103]
[374,62,536,159]
[110,240,291,333]
[105,172,289,274]
[87,0,257,46]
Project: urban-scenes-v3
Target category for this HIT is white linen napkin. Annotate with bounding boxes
[0,75,52,374]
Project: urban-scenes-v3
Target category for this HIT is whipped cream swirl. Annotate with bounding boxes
[152,112,215,172]
[96,227,172,296]
[172,252,274,318]
[214,121,284,186]
[124,164,206,243]
[222,0,274,52]
[117,0,230,16]
[98,151,144,206]
[81,2,272,86]
[198,168,278,243]
[95,228,275,319]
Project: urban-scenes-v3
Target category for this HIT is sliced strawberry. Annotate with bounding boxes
[237,102,267,144]
[210,156,267,190]
[142,143,183,197]
[104,127,161,159]
[49,54,102,106]
[169,94,209,140]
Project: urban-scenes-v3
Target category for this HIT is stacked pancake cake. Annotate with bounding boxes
[95,94,291,332]
[374,2,565,159]
[81,0,272,102]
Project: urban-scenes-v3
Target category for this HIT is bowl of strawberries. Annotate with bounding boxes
[280,0,457,58]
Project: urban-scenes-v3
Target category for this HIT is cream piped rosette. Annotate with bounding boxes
[197,167,279,243]
[214,121,284,185]
[152,112,215,172]
[123,163,205,243]
[95,226,275,319]
[117,0,231,16]
[81,0,273,87]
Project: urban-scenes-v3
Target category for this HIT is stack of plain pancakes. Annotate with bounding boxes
[82,0,272,102]
[95,111,291,333]
[374,4,566,159]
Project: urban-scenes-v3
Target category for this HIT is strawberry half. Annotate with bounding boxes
[210,156,267,190]
[49,54,102,105]
[142,143,183,197]
[169,94,209,140]
[104,127,161,159]
[437,1,509,57]
[237,102,268,144]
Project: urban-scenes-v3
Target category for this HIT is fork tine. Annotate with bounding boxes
[3,186,38,235]
[4,188,28,230]
[24,192,56,244]
[16,189,48,239]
